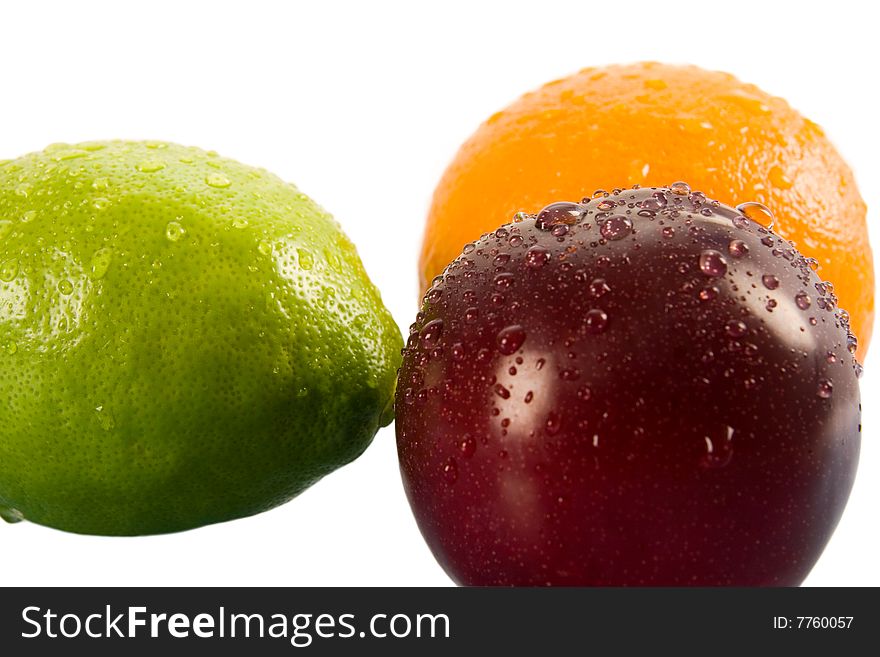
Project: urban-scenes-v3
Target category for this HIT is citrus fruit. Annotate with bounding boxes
[0,140,402,535]
[399,185,861,585]
[421,62,873,359]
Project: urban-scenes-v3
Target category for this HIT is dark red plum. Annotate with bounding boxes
[396,184,861,586]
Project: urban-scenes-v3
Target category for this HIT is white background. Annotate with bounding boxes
[1,0,877,586]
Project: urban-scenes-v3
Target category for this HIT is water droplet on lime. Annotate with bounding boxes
[0,506,24,523]
[89,248,114,279]
[0,258,19,282]
[137,160,166,173]
[205,173,232,189]
[95,405,116,430]
[165,221,186,242]
[297,248,314,270]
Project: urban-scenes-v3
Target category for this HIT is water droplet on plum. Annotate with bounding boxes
[725,320,748,338]
[762,274,779,290]
[600,215,633,241]
[701,425,734,468]
[535,202,583,230]
[442,458,458,484]
[699,250,727,277]
[583,309,609,334]
[497,325,526,355]
[589,278,610,298]
[459,436,476,457]
[670,181,690,195]
[419,319,444,349]
[736,201,774,228]
[525,245,551,268]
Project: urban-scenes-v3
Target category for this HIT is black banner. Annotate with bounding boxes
[0,587,875,654]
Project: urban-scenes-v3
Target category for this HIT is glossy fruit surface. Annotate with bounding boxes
[420,62,873,359]
[0,141,401,535]
[398,184,861,586]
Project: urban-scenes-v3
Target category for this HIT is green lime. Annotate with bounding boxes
[0,141,402,535]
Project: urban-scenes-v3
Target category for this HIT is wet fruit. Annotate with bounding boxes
[398,184,861,586]
[420,62,873,359]
[0,141,402,535]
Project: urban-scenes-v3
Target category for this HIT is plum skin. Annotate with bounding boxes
[396,185,861,586]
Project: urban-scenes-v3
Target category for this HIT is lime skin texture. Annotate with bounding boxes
[0,141,402,536]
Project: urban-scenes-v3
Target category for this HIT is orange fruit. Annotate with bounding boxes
[421,62,873,360]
